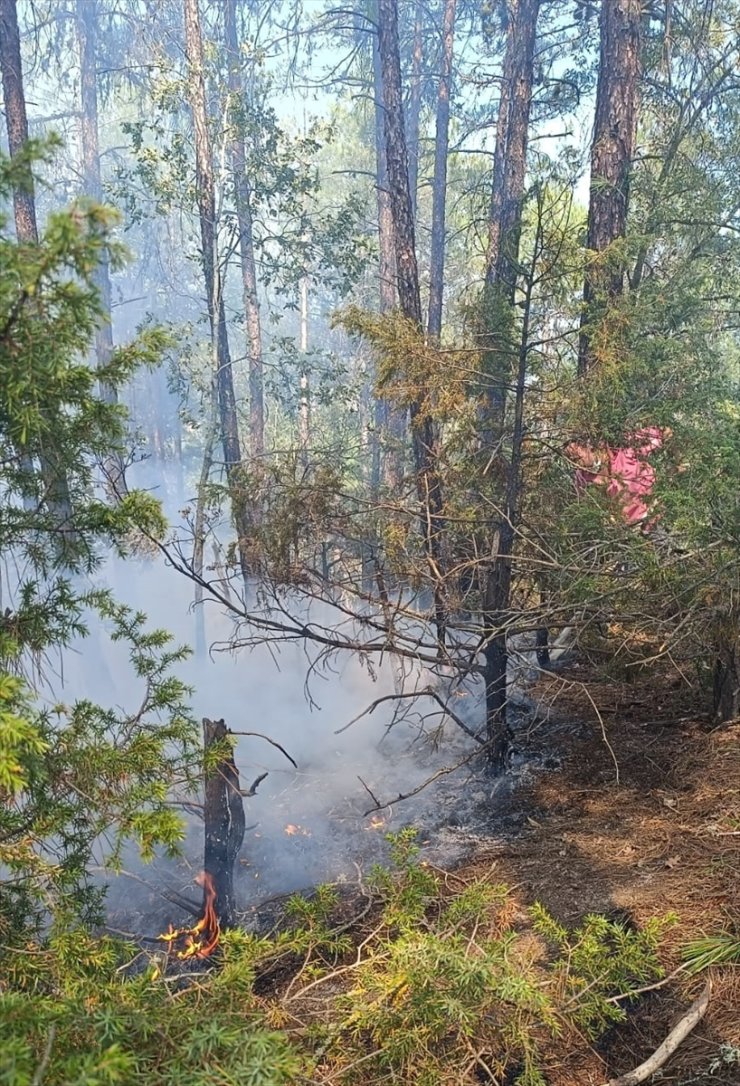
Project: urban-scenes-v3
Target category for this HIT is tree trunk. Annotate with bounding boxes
[406,0,424,220]
[481,0,541,439]
[183,0,250,583]
[76,0,123,456]
[485,0,541,301]
[426,0,456,344]
[478,0,541,769]
[0,0,74,528]
[223,0,264,464]
[372,29,405,494]
[482,209,541,771]
[298,271,310,467]
[578,0,641,377]
[377,0,447,653]
[0,0,37,241]
[202,717,245,928]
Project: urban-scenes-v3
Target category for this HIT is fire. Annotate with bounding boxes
[284,823,311,837]
[158,872,220,960]
[367,815,386,830]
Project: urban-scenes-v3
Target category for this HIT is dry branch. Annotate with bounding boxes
[604,978,711,1086]
[230,731,298,767]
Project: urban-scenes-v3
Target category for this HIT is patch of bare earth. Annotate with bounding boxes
[459,664,740,1085]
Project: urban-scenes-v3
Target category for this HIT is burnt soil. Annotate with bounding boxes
[456,662,740,1086]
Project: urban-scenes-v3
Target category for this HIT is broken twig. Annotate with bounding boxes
[241,771,269,797]
[604,978,711,1086]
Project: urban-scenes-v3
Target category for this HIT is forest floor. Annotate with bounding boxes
[459,660,740,1085]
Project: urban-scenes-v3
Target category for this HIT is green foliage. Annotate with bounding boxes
[0,144,198,938]
[0,828,670,1086]
[532,904,674,1036]
[682,934,740,974]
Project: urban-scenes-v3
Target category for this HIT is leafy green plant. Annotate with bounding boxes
[683,934,740,974]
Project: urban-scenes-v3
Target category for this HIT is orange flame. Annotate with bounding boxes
[158,872,220,960]
[284,823,311,837]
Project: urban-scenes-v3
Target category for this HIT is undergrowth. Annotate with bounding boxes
[0,829,672,1086]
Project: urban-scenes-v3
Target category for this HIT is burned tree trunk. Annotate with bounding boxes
[578,0,641,376]
[202,717,245,928]
[427,0,456,344]
[377,0,447,653]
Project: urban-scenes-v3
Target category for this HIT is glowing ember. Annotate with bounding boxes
[367,815,386,830]
[284,823,311,837]
[158,871,220,960]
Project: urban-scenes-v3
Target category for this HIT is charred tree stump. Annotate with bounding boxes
[202,717,246,927]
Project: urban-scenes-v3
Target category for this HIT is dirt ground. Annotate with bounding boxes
[459,663,740,1085]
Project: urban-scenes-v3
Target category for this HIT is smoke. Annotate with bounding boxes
[45,528,493,932]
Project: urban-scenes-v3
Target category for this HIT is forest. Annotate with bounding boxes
[1,0,739,1083]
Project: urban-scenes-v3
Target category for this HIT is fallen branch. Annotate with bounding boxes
[604,978,711,1086]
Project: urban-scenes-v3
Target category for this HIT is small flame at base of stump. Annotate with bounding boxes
[158,872,220,960]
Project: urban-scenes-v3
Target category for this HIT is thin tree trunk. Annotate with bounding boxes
[372,29,405,493]
[193,402,216,660]
[183,0,250,584]
[482,212,540,770]
[482,0,541,434]
[0,0,74,528]
[0,0,37,241]
[298,271,310,467]
[406,0,424,220]
[478,0,541,768]
[224,0,264,464]
[76,0,123,464]
[377,0,447,653]
[426,0,456,344]
[578,0,641,376]
[485,0,540,300]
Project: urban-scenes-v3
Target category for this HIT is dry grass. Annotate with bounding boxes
[450,663,740,1084]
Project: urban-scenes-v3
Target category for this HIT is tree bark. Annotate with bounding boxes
[298,270,310,467]
[478,0,541,769]
[202,717,245,928]
[183,0,250,583]
[485,0,541,302]
[578,0,641,377]
[0,0,37,241]
[76,0,119,417]
[224,0,264,464]
[426,0,456,344]
[372,28,405,494]
[0,0,74,528]
[482,214,539,770]
[377,0,447,653]
[406,0,424,220]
